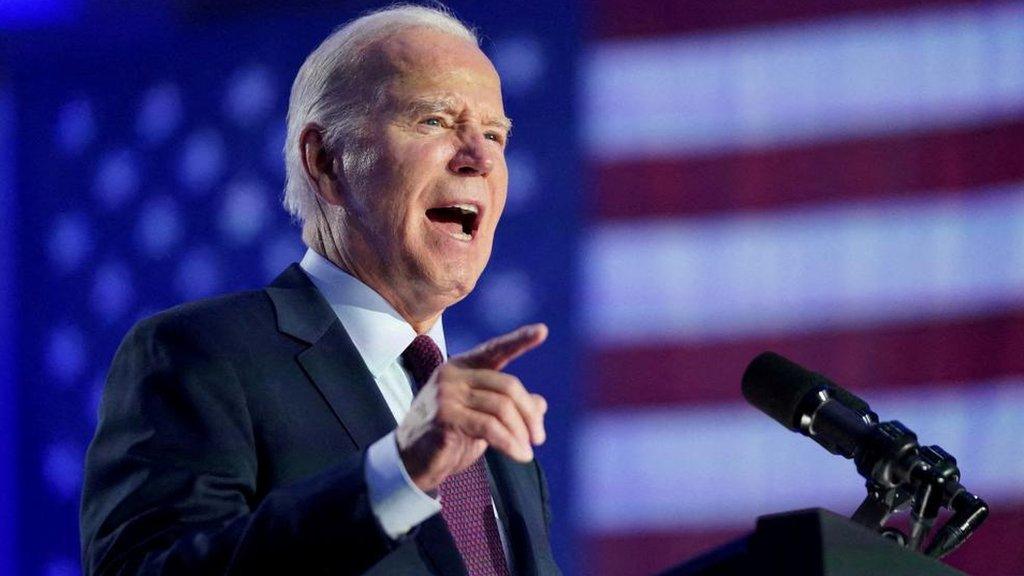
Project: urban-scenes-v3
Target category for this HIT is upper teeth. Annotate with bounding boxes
[449,204,478,215]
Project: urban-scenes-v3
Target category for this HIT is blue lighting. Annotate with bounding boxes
[136,195,182,258]
[0,87,18,576]
[224,65,277,128]
[46,325,86,387]
[261,234,305,280]
[175,246,222,300]
[0,0,80,29]
[93,149,140,211]
[54,99,95,156]
[136,83,184,146]
[42,442,83,501]
[47,212,94,273]
[220,180,269,245]
[43,557,79,576]
[91,261,134,323]
[178,128,226,194]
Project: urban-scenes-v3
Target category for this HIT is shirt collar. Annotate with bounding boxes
[299,248,447,378]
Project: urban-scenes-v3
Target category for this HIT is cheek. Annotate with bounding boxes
[489,176,509,227]
[494,155,509,192]
[495,181,509,214]
[361,154,421,223]
[388,145,456,209]
[387,134,454,171]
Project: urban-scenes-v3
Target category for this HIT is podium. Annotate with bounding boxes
[659,508,965,576]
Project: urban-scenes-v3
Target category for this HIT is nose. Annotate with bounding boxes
[448,126,495,176]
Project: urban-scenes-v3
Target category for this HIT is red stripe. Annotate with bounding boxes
[583,503,1024,576]
[944,502,1024,575]
[591,120,1024,221]
[586,310,1024,408]
[592,0,991,40]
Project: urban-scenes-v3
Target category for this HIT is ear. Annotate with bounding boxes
[299,124,344,206]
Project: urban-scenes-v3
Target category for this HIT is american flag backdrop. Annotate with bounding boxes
[575,1,1024,575]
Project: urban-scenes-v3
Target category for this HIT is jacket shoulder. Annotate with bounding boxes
[124,289,279,359]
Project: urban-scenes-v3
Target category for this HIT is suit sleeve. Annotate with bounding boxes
[80,315,395,576]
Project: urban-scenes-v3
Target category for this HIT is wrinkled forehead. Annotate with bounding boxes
[378,26,494,73]
[360,27,504,109]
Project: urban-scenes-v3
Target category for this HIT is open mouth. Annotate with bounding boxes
[425,203,480,238]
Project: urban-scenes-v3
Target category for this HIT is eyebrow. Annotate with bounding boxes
[403,96,513,133]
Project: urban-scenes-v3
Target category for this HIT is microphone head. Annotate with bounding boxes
[742,352,826,430]
[741,352,872,430]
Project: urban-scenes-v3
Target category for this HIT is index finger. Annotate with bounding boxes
[451,323,548,371]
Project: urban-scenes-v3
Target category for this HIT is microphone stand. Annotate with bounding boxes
[847,427,989,559]
[741,352,990,562]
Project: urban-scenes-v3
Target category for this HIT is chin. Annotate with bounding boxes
[403,245,490,307]
[439,273,478,303]
[432,264,484,306]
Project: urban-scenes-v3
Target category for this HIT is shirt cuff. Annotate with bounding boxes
[365,430,442,539]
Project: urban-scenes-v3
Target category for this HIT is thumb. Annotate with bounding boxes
[452,323,548,371]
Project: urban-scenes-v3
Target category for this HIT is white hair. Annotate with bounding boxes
[282,3,479,242]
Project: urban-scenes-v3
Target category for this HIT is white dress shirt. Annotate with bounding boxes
[299,249,510,558]
[300,248,442,537]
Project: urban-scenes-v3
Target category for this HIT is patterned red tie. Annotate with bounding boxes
[402,335,511,576]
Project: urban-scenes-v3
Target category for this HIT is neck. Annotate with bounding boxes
[361,278,443,335]
[308,241,443,335]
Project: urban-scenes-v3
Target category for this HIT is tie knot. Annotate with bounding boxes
[402,334,444,388]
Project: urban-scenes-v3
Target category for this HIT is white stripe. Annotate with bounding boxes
[583,185,1024,346]
[583,3,1024,160]
[577,379,1024,532]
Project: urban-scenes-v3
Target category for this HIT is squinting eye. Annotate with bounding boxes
[485,132,505,144]
[422,117,443,127]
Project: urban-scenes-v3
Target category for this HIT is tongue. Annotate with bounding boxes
[426,208,467,235]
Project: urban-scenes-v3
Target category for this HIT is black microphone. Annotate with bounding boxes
[741,351,879,459]
[743,351,927,487]
[741,351,988,557]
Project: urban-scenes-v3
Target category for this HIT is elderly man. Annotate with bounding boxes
[80,5,560,575]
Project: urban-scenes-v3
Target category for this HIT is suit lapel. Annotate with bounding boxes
[487,450,550,576]
[267,265,469,575]
[266,264,395,449]
[296,322,397,448]
[415,516,468,576]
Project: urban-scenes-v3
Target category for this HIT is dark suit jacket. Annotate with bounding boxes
[80,264,561,575]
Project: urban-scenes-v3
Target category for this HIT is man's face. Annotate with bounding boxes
[336,28,509,322]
